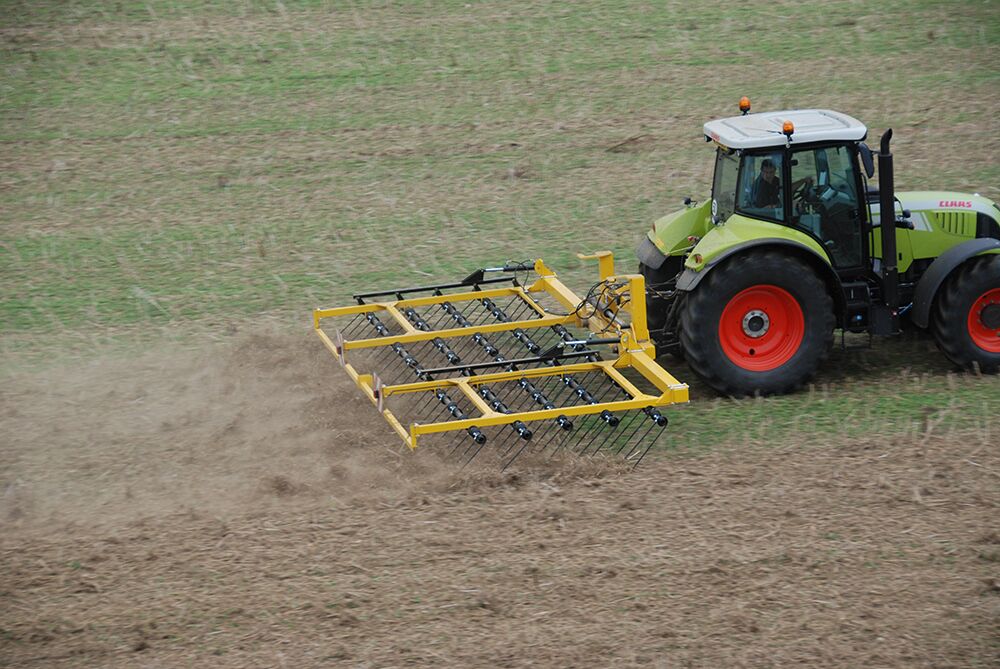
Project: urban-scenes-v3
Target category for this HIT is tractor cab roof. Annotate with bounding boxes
[704,109,867,150]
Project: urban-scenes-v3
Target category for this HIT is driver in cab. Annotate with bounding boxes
[753,158,813,208]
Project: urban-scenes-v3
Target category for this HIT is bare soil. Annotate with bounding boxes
[1,332,998,667]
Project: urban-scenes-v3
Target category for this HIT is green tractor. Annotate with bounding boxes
[638,100,1000,395]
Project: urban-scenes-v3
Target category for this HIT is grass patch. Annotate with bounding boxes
[2,0,999,447]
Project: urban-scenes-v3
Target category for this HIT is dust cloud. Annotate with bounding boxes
[0,330,462,532]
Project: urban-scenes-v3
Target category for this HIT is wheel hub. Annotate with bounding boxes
[741,310,770,338]
[981,303,1000,330]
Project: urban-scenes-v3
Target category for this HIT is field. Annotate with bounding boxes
[2,0,1000,666]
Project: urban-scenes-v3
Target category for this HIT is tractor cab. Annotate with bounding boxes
[704,109,869,269]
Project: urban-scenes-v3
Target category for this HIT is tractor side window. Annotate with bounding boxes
[736,152,784,222]
[791,146,862,267]
[711,149,738,224]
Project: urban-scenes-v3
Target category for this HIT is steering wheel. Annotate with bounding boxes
[793,180,817,207]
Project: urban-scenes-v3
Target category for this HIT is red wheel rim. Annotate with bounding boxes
[967,288,1000,353]
[719,285,805,371]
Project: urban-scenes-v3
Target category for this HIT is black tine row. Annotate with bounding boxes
[426,407,666,470]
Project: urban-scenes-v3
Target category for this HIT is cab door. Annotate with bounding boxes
[789,145,865,269]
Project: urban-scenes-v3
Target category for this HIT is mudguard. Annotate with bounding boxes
[676,239,834,291]
[674,238,847,327]
[911,238,1000,328]
[636,237,668,270]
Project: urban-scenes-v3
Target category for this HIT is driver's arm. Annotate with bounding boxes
[791,175,815,191]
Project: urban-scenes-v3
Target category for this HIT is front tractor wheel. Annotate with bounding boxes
[931,255,1000,374]
[680,252,834,395]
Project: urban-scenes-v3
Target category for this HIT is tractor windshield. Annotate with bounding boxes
[711,149,738,224]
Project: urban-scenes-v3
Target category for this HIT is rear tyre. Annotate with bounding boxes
[680,251,834,395]
[931,255,1000,373]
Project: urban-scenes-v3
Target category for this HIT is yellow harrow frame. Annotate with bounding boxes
[314,253,688,468]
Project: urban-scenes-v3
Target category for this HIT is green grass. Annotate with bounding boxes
[2,0,999,445]
[664,365,1000,453]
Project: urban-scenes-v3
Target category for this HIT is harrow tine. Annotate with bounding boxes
[457,433,480,461]
[462,436,489,468]
[538,421,572,456]
[610,411,646,456]
[620,413,653,459]
[629,442,656,469]
[479,296,610,413]
[448,432,467,457]
[611,407,669,460]
[549,433,575,460]
[585,412,632,457]
[341,313,367,339]
[406,304,520,438]
[501,438,533,471]
[575,413,616,456]
[494,427,520,456]
[627,420,663,468]
[413,389,440,416]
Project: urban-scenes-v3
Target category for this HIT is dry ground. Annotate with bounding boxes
[2,5,999,665]
[1,331,998,668]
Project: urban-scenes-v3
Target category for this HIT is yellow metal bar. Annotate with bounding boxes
[411,396,665,437]
[529,273,589,314]
[379,360,612,396]
[312,287,526,323]
[317,327,446,437]
[601,364,649,400]
[622,350,689,402]
[383,408,415,448]
[393,286,523,309]
[534,258,556,277]
[577,251,615,280]
[314,302,383,324]
[529,271,636,340]
[516,288,551,317]
[384,304,418,334]
[338,314,575,350]
[454,379,501,417]
[623,274,649,343]
[316,327,349,369]
[392,284,550,319]
[314,333,415,448]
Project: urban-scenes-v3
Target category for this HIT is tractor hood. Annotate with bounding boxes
[646,199,712,257]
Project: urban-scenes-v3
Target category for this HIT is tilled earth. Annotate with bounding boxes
[1,333,998,668]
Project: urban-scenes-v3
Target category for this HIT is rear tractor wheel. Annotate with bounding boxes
[679,251,835,395]
[931,255,1000,373]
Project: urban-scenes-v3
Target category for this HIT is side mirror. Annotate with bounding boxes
[858,143,875,179]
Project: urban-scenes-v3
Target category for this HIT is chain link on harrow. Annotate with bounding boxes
[314,255,688,469]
